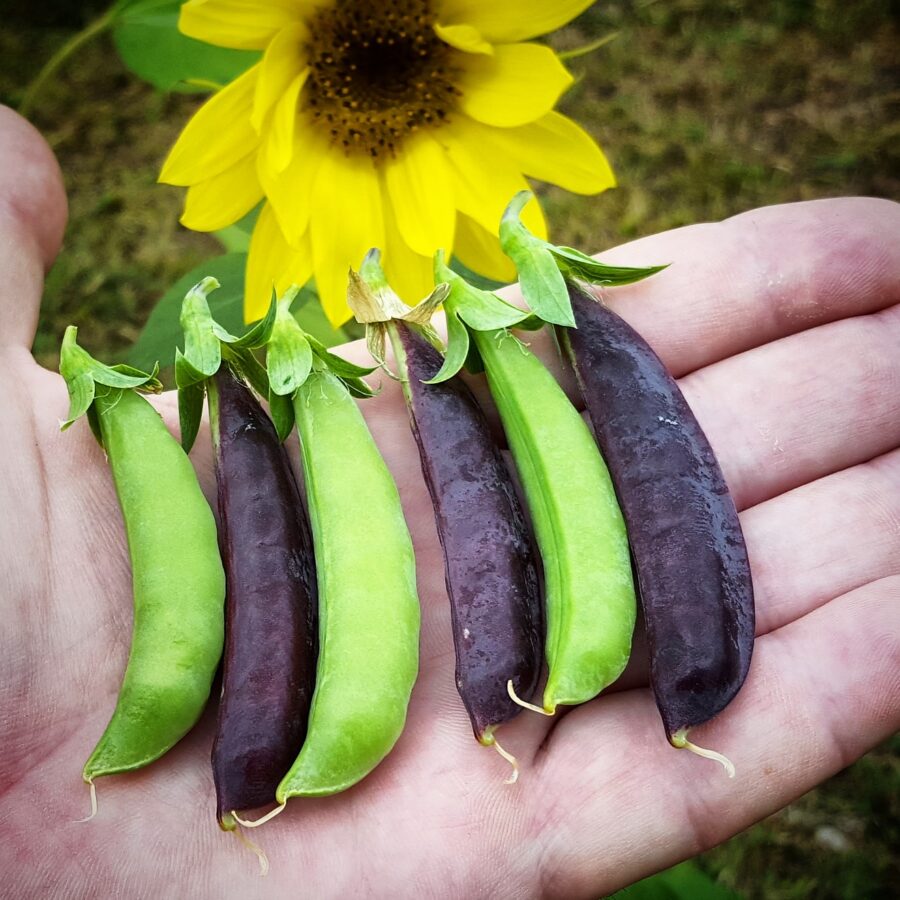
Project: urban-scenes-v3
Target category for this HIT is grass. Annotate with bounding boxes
[1,2,897,896]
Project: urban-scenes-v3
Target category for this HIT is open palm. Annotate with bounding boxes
[2,107,898,898]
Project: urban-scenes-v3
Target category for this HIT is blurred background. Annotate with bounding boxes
[1,1,897,896]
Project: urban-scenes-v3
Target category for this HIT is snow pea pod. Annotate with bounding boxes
[471,328,636,712]
[273,363,419,799]
[82,387,225,783]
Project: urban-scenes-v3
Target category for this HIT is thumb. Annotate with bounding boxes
[0,106,67,350]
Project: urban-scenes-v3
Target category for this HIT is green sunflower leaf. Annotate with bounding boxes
[112,0,261,93]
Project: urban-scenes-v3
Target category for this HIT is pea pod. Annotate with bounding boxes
[173,281,319,829]
[244,297,418,814]
[278,363,419,797]
[471,327,636,712]
[347,254,543,777]
[562,286,754,774]
[59,328,225,795]
[208,365,318,829]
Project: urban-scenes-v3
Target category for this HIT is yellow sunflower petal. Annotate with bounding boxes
[452,213,516,284]
[179,0,302,50]
[159,63,260,186]
[180,152,263,232]
[384,132,455,257]
[433,23,493,55]
[440,117,547,239]
[310,153,384,327]
[258,118,327,247]
[466,112,616,194]
[381,183,435,305]
[245,203,312,322]
[437,0,594,43]
[261,69,308,175]
[457,43,573,128]
[252,22,307,132]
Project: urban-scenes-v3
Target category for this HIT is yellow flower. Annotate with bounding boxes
[160,0,615,326]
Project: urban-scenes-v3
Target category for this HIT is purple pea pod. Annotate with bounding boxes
[210,365,318,828]
[561,286,754,776]
[348,255,543,780]
[393,322,543,765]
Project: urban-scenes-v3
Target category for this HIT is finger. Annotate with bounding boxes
[605,446,900,695]
[681,303,900,509]
[558,197,900,378]
[745,447,900,635]
[529,577,900,899]
[0,107,67,351]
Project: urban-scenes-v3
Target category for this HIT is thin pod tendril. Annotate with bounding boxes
[670,728,736,778]
[507,679,554,716]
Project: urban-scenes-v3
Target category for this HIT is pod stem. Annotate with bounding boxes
[482,727,520,785]
[507,679,553,716]
[231,803,287,829]
[232,827,270,876]
[670,728,736,778]
[75,778,98,823]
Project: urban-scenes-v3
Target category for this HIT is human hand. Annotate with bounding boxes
[1,105,898,898]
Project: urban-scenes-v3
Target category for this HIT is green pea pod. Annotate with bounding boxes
[60,328,225,787]
[275,365,419,798]
[471,328,636,712]
[253,297,418,809]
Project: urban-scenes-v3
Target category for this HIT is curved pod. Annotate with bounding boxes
[392,322,542,742]
[83,388,225,781]
[210,367,318,828]
[562,289,754,743]
[471,329,636,712]
[277,369,419,799]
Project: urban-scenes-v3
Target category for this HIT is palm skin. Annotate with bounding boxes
[1,106,898,899]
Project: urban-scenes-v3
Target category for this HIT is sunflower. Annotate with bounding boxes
[160,0,615,326]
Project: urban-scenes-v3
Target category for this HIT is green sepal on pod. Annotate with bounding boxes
[174,276,278,452]
[499,190,669,326]
[426,250,542,384]
[265,288,379,441]
[59,325,162,444]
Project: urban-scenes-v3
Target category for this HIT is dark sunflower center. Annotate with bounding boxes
[304,0,460,158]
